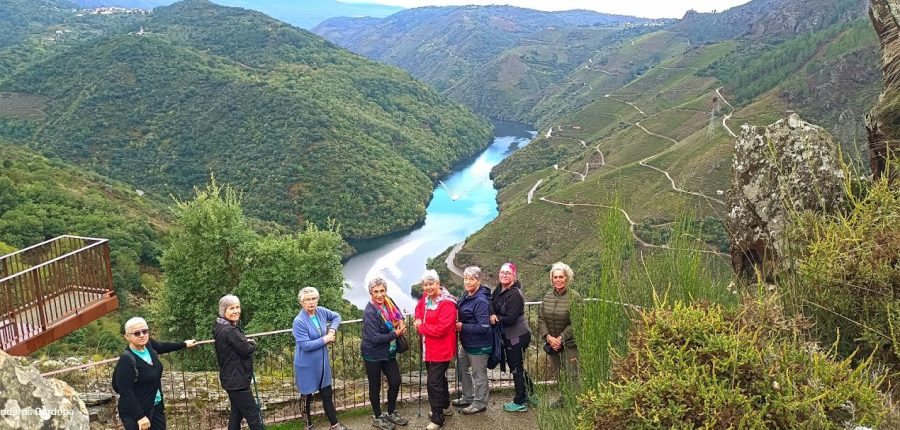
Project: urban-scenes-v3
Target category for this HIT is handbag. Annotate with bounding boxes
[395,333,410,354]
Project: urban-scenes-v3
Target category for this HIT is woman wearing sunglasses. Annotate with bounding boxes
[114,316,197,430]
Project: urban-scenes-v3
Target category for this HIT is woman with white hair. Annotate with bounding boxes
[213,294,263,430]
[536,262,582,406]
[452,266,492,414]
[113,317,196,430]
[292,287,350,430]
[414,269,458,430]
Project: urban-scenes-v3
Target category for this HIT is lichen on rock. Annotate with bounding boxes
[0,349,89,429]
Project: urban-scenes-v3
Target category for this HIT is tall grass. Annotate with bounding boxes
[535,200,735,429]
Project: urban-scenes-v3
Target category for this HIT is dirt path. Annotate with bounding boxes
[716,87,737,138]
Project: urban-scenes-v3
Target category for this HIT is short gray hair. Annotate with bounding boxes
[420,269,440,283]
[124,317,148,335]
[367,277,388,294]
[463,266,482,279]
[550,262,574,282]
[298,286,319,304]
[218,294,240,316]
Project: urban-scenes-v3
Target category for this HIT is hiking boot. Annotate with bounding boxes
[451,398,471,407]
[372,417,395,430]
[331,424,351,430]
[503,402,528,412]
[382,411,408,426]
[424,423,441,430]
[460,405,487,415]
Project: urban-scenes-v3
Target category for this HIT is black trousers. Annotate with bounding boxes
[120,401,166,430]
[506,333,534,405]
[304,384,339,427]
[365,358,402,417]
[226,388,264,430]
[426,361,450,425]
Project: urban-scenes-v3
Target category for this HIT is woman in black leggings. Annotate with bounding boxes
[360,278,409,430]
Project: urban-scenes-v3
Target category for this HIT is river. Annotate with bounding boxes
[341,120,536,312]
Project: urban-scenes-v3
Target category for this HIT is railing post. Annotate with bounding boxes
[31,268,48,331]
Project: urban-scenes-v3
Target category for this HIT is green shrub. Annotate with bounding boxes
[782,173,900,370]
[576,299,887,430]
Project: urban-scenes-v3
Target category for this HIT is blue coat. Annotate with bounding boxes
[292,306,341,395]
[457,285,493,349]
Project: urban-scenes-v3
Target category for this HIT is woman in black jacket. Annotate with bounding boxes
[213,294,264,430]
[360,278,409,430]
[490,262,534,412]
[114,317,196,430]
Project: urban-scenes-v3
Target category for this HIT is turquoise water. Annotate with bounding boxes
[341,120,535,312]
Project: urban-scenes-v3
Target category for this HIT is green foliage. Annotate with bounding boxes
[576,299,887,430]
[156,179,349,357]
[0,0,492,239]
[0,140,168,294]
[701,23,843,105]
[783,173,900,370]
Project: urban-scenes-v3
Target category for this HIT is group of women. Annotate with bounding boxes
[113,262,582,430]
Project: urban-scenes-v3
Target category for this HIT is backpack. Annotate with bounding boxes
[486,325,504,370]
[111,350,139,394]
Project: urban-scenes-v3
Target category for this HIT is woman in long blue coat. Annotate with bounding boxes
[293,286,351,430]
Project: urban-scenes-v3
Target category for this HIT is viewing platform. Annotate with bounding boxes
[1,235,118,356]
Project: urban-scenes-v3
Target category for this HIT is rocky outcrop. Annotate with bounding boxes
[726,114,846,279]
[867,0,900,180]
[0,349,89,429]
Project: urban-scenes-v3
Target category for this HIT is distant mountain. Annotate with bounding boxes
[0,0,76,48]
[313,6,660,120]
[0,0,492,239]
[68,0,404,28]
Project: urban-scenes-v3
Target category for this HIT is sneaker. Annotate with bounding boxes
[372,417,395,430]
[503,402,528,412]
[425,423,441,430]
[451,398,471,407]
[331,424,351,430]
[460,405,486,415]
[382,412,408,426]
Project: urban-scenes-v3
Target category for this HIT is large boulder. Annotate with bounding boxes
[867,0,900,180]
[726,114,845,279]
[0,349,89,429]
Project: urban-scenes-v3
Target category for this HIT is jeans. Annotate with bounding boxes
[364,358,401,417]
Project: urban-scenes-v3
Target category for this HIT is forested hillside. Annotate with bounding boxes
[0,0,492,239]
[368,0,880,294]
[313,7,660,120]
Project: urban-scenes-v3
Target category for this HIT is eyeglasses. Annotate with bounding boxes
[499,271,513,275]
[302,297,319,302]
[130,329,149,337]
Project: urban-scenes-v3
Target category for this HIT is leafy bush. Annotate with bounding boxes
[783,172,900,370]
[576,299,887,430]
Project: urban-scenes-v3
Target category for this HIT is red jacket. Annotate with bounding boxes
[415,290,458,362]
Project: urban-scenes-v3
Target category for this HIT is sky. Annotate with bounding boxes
[337,0,753,19]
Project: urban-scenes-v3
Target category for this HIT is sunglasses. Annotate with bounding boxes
[130,329,150,337]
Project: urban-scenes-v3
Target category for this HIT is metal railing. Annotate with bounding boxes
[43,303,555,429]
[1,235,118,355]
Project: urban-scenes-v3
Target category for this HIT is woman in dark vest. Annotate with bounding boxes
[114,316,196,430]
[213,294,264,430]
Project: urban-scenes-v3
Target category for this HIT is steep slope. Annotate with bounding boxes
[0,138,170,294]
[0,0,76,48]
[313,7,659,119]
[421,0,880,295]
[0,0,492,239]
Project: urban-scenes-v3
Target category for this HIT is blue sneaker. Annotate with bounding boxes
[503,402,528,412]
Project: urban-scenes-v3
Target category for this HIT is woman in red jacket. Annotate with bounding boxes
[414,269,458,430]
